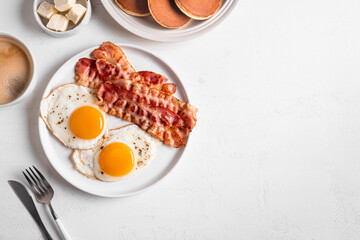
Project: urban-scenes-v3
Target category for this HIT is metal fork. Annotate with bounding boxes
[23,166,72,240]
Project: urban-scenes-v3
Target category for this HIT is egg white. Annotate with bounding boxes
[40,83,108,149]
[72,124,161,181]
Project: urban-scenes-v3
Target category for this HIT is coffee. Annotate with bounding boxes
[0,38,30,105]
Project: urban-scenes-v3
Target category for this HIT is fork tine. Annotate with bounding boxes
[26,169,45,194]
[29,168,48,191]
[23,171,42,195]
[33,166,53,192]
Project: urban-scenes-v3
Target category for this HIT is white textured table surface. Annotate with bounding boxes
[2,0,360,239]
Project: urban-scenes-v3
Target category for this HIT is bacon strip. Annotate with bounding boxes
[75,42,176,95]
[134,71,176,95]
[75,58,176,95]
[75,42,196,147]
[97,80,197,148]
[75,58,102,89]
[91,41,135,79]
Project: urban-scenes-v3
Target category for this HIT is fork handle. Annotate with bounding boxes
[47,203,72,240]
[55,218,72,240]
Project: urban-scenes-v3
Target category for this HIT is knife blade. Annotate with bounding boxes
[8,180,53,240]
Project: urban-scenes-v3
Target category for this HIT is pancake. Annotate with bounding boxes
[115,0,150,17]
[148,0,190,28]
[175,0,221,20]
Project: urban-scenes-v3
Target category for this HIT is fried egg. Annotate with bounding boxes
[40,83,108,149]
[72,124,160,181]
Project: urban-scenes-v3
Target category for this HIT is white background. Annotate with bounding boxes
[1,0,360,239]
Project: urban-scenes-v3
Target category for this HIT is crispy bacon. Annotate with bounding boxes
[137,71,168,86]
[75,58,126,89]
[75,42,176,95]
[97,80,197,148]
[135,71,176,95]
[91,41,135,79]
[74,42,134,87]
[75,58,103,89]
[75,42,196,147]
[75,58,176,95]
[96,59,126,81]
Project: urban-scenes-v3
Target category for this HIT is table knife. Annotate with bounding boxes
[8,180,53,240]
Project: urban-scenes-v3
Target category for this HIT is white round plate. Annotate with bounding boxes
[39,44,191,197]
[101,0,239,42]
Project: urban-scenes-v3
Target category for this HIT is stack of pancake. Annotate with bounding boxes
[115,0,222,28]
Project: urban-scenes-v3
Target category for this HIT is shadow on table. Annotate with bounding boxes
[20,0,39,33]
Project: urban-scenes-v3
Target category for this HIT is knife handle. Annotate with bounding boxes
[29,204,53,240]
[38,222,53,240]
[8,181,53,240]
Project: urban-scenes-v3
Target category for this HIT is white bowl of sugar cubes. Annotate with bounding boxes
[33,0,91,37]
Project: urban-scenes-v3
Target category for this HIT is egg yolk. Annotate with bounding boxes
[99,142,135,177]
[69,106,104,139]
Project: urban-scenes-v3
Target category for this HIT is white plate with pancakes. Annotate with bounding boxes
[38,43,191,197]
[100,0,239,42]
